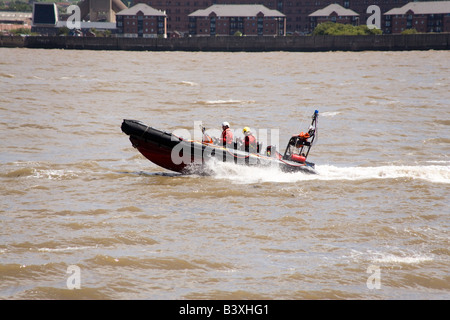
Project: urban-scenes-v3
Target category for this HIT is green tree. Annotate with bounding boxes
[9,27,32,35]
[313,22,382,36]
[0,0,32,12]
[401,28,418,35]
[58,26,70,36]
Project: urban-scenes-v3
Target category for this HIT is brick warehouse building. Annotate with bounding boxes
[116,3,167,38]
[134,0,414,36]
[385,1,450,34]
[188,4,285,36]
[309,3,359,30]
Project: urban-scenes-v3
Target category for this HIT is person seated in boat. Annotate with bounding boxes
[219,121,233,148]
[242,127,257,153]
[284,132,310,161]
[201,126,213,144]
[298,131,310,146]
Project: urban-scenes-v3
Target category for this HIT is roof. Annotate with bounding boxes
[309,4,359,17]
[56,21,117,30]
[385,1,450,15]
[116,3,166,16]
[188,4,285,18]
[0,11,32,22]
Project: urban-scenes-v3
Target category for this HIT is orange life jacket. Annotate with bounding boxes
[298,132,310,139]
[203,134,213,144]
[244,134,257,152]
[221,128,233,146]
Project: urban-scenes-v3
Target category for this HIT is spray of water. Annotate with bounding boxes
[205,159,450,184]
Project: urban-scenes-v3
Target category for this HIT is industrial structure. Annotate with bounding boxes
[31,0,126,35]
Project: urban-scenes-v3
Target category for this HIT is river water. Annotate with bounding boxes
[0,48,449,300]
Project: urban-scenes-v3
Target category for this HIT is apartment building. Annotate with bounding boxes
[309,3,359,30]
[135,0,415,35]
[116,3,167,38]
[188,4,285,36]
[384,1,450,34]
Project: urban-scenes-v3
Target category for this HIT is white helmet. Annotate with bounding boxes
[222,121,230,128]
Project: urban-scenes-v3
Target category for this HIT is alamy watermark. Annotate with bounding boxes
[366,5,381,30]
[66,5,81,30]
[366,265,381,290]
[170,121,280,165]
[66,265,81,289]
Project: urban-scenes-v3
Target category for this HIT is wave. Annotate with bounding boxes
[435,120,450,126]
[206,161,450,184]
[423,137,450,145]
[1,161,95,181]
[372,253,434,265]
[195,99,255,106]
[349,249,435,266]
[37,246,96,253]
[3,159,448,184]
[178,80,199,86]
[0,72,15,78]
[320,111,342,117]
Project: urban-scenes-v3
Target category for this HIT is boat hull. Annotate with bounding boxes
[121,120,317,174]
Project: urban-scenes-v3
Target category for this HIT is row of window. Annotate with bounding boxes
[195,16,283,21]
[196,28,279,33]
[197,22,278,27]
[122,28,159,32]
[118,21,160,25]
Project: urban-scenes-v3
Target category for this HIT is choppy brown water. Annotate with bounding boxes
[0,48,449,300]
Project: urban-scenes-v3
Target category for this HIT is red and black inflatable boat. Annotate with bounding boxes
[121,111,319,175]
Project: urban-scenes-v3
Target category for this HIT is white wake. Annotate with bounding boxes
[206,161,450,184]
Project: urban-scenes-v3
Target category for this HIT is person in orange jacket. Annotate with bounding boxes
[242,127,257,153]
[220,121,233,148]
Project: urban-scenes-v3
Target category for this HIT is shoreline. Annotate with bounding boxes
[1,33,449,51]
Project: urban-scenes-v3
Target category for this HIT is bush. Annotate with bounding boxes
[58,26,70,36]
[9,27,32,35]
[401,28,418,35]
[313,22,382,36]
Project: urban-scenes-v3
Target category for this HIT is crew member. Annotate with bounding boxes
[201,126,213,144]
[220,122,233,148]
[242,127,257,153]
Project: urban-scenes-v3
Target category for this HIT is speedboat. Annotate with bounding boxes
[121,110,319,175]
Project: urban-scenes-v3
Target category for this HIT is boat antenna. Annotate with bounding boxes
[304,110,319,158]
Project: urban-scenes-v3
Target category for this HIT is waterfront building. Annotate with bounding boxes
[134,0,412,36]
[29,0,450,36]
[31,1,121,35]
[384,1,450,34]
[188,4,285,36]
[309,4,359,30]
[77,0,127,23]
[116,3,167,38]
[0,11,31,33]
